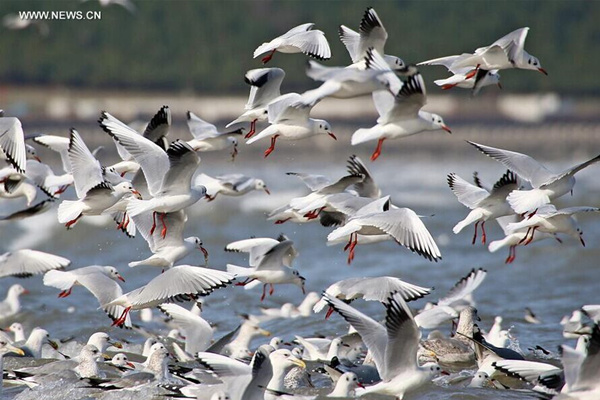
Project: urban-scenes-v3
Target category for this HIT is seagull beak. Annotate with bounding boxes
[328,132,337,140]
[131,190,142,199]
[48,339,59,350]
[126,361,136,369]
[260,329,271,337]
[264,187,271,195]
[34,156,42,162]
[22,289,30,295]
[538,68,548,76]
[441,370,451,376]
[110,340,123,349]
[7,343,25,356]
[497,82,503,90]
[289,355,306,369]
[200,246,209,264]
[357,382,365,388]
[441,125,452,134]
[117,274,126,282]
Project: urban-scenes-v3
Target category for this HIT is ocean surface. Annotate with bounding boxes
[1,135,599,400]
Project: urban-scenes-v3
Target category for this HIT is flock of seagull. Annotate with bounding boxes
[0,6,599,400]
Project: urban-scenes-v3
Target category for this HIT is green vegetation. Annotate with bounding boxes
[1,0,598,94]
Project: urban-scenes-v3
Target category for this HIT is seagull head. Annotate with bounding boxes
[254,179,270,195]
[103,266,125,282]
[185,236,209,263]
[315,119,336,140]
[428,113,451,134]
[525,55,547,75]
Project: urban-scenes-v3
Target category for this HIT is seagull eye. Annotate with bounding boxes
[528,59,531,64]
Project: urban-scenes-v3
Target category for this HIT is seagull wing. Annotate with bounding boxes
[447,173,490,209]
[68,129,105,199]
[186,111,220,140]
[244,68,285,109]
[78,273,131,328]
[0,249,70,278]
[0,117,26,173]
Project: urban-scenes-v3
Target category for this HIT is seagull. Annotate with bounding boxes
[227,238,305,301]
[420,27,547,76]
[0,166,41,207]
[327,196,442,264]
[8,327,59,358]
[222,314,271,358]
[328,371,363,397]
[467,141,600,214]
[488,215,559,263]
[297,48,403,108]
[6,322,26,342]
[185,111,243,160]
[253,23,331,64]
[313,276,433,319]
[100,112,204,238]
[351,73,451,161]
[246,93,336,158]
[103,265,234,327]
[128,210,208,270]
[524,307,542,324]
[227,68,286,138]
[158,303,213,355]
[43,265,131,328]
[0,284,28,319]
[506,204,599,246]
[86,332,122,354]
[194,173,270,201]
[56,129,141,229]
[0,249,69,279]
[0,338,25,386]
[447,170,518,244]
[338,7,406,69]
[324,292,447,398]
[0,117,29,174]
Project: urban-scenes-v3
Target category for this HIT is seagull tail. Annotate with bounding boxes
[42,270,72,291]
[488,238,508,253]
[453,210,483,234]
[226,115,248,129]
[351,126,380,145]
[126,198,156,217]
[57,200,85,224]
[507,189,550,215]
[226,264,252,277]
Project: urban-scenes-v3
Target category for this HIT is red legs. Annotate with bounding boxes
[112,306,132,327]
[269,284,274,295]
[65,214,82,229]
[441,83,458,90]
[261,50,276,64]
[54,185,69,195]
[159,213,167,239]
[58,288,72,298]
[259,283,275,301]
[274,217,291,224]
[245,120,257,139]
[264,135,279,158]
[480,221,487,244]
[527,209,538,219]
[370,138,386,161]
[116,212,129,231]
[304,207,325,220]
[325,306,335,320]
[519,226,538,245]
[235,277,256,287]
[472,221,480,245]
[505,245,517,264]
[150,212,157,235]
[464,64,481,80]
[344,232,359,264]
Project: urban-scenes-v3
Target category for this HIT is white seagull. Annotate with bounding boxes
[468,141,600,214]
[100,112,204,238]
[447,170,518,244]
[0,284,28,319]
[253,23,331,64]
[0,249,70,279]
[351,73,451,161]
[420,27,547,76]
[103,265,234,327]
[327,196,442,264]
[185,111,243,160]
[194,173,270,201]
[246,93,336,157]
[158,303,213,355]
[43,265,131,328]
[324,292,447,398]
[227,67,286,138]
[128,210,208,270]
[56,129,141,228]
[0,117,27,173]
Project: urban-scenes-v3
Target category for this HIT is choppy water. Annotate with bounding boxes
[1,145,600,400]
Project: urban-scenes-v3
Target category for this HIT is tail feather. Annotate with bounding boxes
[226,114,248,129]
[43,270,73,291]
[246,125,278,145]
[126,198,156,217]
[226,264,252,278]
[453,210,484,234]
[327,222,359,242]
[507,189,550,214]
[488,238,508,253]
[351,126,380,145]
[57,200,84,224]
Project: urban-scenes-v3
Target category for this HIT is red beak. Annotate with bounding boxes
[34,156,42,162]
[357,382,365,388]
[328,132,337,140]
[22,289,30,295]
[201,246,209,263]
[117,274,125,282]
[538,68,548,76]
[441,370,450,376]
[442,125,452,134]
[497,82,503,90]
[264,187,271,195]
[131,190,142,199]
[126,362,135,368]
